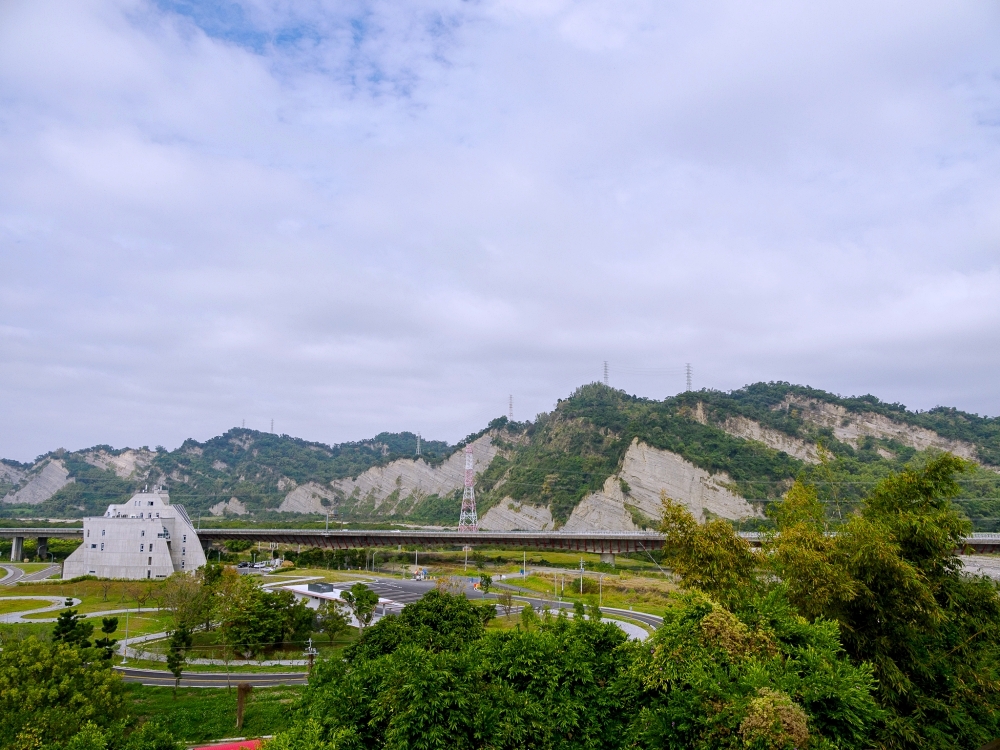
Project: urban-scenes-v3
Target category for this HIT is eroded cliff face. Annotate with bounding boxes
[2,459,74,505]
[480,440,757,532]
[83,448,156,479]
[275,434,499,517]
[479,500,554,531]
[209,497,249,516]
[781,396,981,461]
[721,416,820,463]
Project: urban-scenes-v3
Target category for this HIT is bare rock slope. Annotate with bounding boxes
[277,435,499,516]
[480,440,756,532]
[2,459,74,505]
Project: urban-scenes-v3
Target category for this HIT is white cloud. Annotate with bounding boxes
[1,0,999,460]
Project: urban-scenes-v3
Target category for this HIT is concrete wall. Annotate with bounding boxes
[63,489,207,579]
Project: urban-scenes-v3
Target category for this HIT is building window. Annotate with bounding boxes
[148,557,152,565]
[86,529,90,538]
[182,535,187,542]
[141,530,145,537]
[102,529,105,536]
[149,543,153,551]
[156,513,160,518]
[140,544,144,552]
[182,547,186,556]
[90,544,97,549]
[148,501,154,506]
[181,561,185,569]
[100,543,104,551]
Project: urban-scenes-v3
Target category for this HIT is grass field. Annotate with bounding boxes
[508,571,676,616]
[0,597,49,615]
[125,683,302,743]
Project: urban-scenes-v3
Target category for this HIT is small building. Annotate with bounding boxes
[63,487,206,580]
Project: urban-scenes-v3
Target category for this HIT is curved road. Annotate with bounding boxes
[0,564,23,585]
[0,564,60,586]
[115,666,307,688]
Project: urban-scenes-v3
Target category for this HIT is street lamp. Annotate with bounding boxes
[121,607,131,665]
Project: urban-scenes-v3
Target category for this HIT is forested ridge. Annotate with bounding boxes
[4,382,1000,529]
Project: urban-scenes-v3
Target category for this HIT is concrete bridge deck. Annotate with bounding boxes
[2,527,999,558]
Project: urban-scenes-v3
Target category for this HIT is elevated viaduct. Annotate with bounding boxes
[2,527,998,564]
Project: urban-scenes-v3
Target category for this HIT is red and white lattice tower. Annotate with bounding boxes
[458,445,478,531]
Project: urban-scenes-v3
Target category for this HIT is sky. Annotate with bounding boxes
[2,1,1000,462]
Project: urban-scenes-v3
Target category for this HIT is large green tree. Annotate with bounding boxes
[661,453,1000,749]
[0,637,125,749]
[270,590,875,750]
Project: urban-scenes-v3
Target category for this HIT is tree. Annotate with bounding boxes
[663,454,1000,749]
[125,582,154,612]
[496,589,515,617]
[271,587,878,750]
[345,590,493,662]
[316,599,351,644]
[53,609,94,648]
[341,583,379,632]
[94,617,119,660]
[0,637,125,748]
[166,626,193,699]
[478,573,493,594]
[658,493,756,608]
[161,572,204,631]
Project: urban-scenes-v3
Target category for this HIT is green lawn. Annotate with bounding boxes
[0,597,52,615]
[125,683,302,743]
[117,656,309,674]
[507,572,674,616]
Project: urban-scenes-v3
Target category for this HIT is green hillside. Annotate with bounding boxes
[3,382,999,530]
[478,382,1000,528]
[0,429,454,519]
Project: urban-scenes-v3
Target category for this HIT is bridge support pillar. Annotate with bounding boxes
[600,552,615,567]
[10,536,23,562]
[36,537,48,561]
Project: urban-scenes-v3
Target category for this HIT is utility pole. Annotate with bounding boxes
[121,608,130,664]
[580,558,585,594]
[685,363,692,392]
[304,637,317,674]
[603,361,609,386]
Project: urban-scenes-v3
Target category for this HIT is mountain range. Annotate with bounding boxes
[3,382,999,531]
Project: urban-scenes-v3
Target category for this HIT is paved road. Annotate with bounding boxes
[115,666,308,688]
[0,565,22,585]
[0,595,81,623]
[0,564,60,586]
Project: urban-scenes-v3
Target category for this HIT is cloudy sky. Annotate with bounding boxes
[2,1,999,462]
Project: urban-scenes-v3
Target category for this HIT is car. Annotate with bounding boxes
[236,562,250,568]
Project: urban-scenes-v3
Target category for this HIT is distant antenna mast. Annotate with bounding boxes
[458,445,478,531]
[508,395,513,420]
[416,433,421,456]
[271,418,274,433]
[685,363,692,392]
[242,419,245,429]
[603,361,609,386]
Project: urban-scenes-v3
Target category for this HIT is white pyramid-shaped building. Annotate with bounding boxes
[64,487,206,580]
